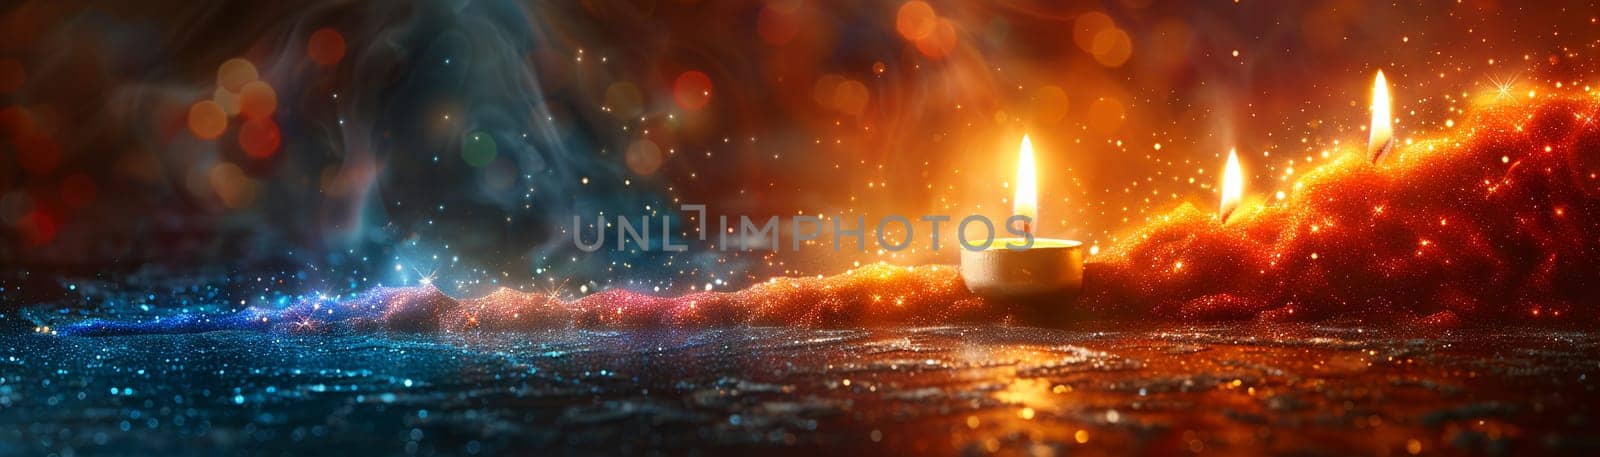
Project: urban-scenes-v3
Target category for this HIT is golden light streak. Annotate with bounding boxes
[1369,70,1394,162]
[1220,148,1243,223]
[1014,134,1038,233]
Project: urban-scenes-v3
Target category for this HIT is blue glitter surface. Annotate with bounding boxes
[4,322,1600,456]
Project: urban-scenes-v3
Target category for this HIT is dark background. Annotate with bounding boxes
[1,0,1595,295]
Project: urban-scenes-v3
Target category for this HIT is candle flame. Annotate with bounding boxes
[1368,70,1394,163]
[1014,135,1037,233]
[1220,148,1243,223]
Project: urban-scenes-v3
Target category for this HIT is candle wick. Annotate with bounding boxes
[1369,136,1394,164]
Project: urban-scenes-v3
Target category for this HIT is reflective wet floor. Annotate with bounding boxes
[2,324,1598,456]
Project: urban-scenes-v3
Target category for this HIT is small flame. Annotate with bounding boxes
[1220,148,1243,223]
[1368,70,1393,162]
[1014,135,1037,234]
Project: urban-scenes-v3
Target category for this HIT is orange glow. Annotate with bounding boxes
[187,100,227,140]
[1030,85,1069,124]
[673,71,712,111]
[832,79,869,116]
[216,58,258,92]
[812,73,844,110]
[625,139,663,176]
[1014,135,1037,233]
[1368,70,1393,162]
[895,2,936,40]
[209,163,257,208]
[238,81,277,120]
[307,28,346,66]
[212,87,241,115]
[1073,12,1114,53]
[1219,149,1243,223]
[239,117,281,158]
[1082,96,1600,325]
[1090,28,1133,67]
[914,18,957,58]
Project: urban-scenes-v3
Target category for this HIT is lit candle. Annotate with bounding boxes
[959,135,1085,301]
[1368,70,1394,162]
[1219,148,1244,223]
[1014,134,1038,232]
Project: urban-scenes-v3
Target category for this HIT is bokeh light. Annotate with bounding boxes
[187,100,228,140]
[1029,85,1069,125]
[895,2,937,41]
[307,28,346,66]
[216,58,258,92]
[625,138,663,176]
[1090,28,1133,67]
[603,81,643,118]
[208,162,257,208]
[238,116,281,158]
[238,80,277,120]
[1073,12,1114,53]
[914,18,957,58]
[812,73,845,110]
[212,86,242,115]
[832,79,870,117]
[673,70,712,111]
[461,131,497,167]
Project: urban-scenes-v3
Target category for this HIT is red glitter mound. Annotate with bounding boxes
[345,96,1600,331]
[378,264,994,331]
[1080,95,1600,326]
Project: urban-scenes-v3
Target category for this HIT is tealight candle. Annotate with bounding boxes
[959,135,1085,301]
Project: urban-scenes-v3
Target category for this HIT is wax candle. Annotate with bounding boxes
[959,135,1085,301]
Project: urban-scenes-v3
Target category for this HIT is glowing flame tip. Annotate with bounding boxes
[1220,149,1244,223]
[1014,135,1038,233]
[1368,70,1394,163]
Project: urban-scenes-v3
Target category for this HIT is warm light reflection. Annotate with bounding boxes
[1219,149,1243,223]
[1369,70,1394,162]
[1014,135,1038,233]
